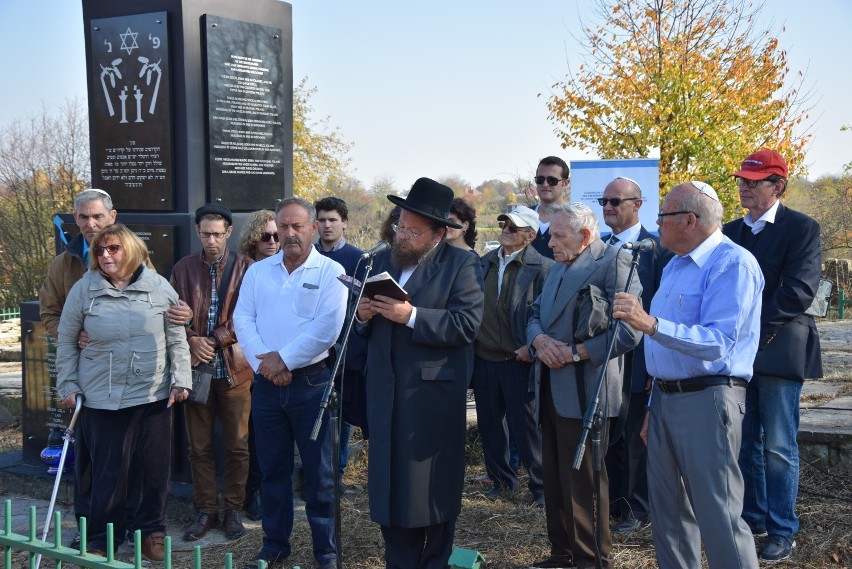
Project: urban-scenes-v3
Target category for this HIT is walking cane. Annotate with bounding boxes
[35,394,83,569]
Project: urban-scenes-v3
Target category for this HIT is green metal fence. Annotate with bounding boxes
[0,308,20,321]
[0,500,267,569]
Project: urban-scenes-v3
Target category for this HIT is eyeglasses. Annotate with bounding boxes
[199,231,227,240]
[656,211,700,223]
[736,177,773,189]
[260,232,279,243]
[597,197,640,207]
[94,244,122,257]
[534,175,567,187]
[392,223,429,239]
[498,221,519,233]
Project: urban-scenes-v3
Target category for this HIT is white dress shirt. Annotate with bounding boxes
[234,247,347,372]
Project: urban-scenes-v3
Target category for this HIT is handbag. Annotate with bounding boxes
[188,362,214,405]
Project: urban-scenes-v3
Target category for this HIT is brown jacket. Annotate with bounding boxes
[39,235,88,338]
[170,247,254,387]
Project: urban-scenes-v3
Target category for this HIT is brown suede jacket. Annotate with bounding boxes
[169,247,254,387]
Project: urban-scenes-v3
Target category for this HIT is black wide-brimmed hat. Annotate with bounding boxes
[387,177,462,229]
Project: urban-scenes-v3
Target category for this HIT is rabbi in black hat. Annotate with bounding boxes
[356,177,485,568]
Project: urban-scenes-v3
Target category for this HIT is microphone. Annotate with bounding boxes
[360,240,391,259]
[621,239,656,252]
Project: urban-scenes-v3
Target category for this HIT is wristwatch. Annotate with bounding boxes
[571,346,581,363]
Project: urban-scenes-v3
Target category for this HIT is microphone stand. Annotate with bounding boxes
[310,253,378,569]
[571,246,642,569]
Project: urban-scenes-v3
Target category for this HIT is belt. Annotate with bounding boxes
[290,361,327,377]
[656,375,747,394]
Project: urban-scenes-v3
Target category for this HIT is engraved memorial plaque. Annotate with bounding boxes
[205,15,286,208]
[89,12,174,211]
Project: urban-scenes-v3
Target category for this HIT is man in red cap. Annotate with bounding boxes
[722,149,823,563]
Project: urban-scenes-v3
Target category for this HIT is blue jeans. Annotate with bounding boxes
[738,375,802,538]
[252,370,336,563]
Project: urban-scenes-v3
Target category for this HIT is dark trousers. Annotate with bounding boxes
[246,383,262,490]
[541,375,611,569]
[604,391,650,521]
[80,400,172,550]
[472,356,542,496]
[380,518,456,569]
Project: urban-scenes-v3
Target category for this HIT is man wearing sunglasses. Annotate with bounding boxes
[722,149,822,563]
[170,203,255,543]
[530,156,571,259]
[313,196,367,494]
[599,177,672,535]
[472,205,553,507]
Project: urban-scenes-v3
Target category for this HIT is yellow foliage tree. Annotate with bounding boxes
[292,77,352,202]
[545,0,813,216]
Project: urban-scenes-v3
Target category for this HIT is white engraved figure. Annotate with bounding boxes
[119,86,129,124]
[149,33,161,49]
[99,58,123,117]
[119,27,139,56]
[137,57,162,115]
[133,85,144,123]
[104,38,112,53]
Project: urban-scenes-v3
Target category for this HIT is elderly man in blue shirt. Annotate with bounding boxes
[613,181,764,569]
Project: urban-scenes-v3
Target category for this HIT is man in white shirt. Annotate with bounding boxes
[234,197,347,569]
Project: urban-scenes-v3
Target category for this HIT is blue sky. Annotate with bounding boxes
[1,0,848,192]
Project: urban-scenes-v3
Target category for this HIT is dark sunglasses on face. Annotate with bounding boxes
[94,244,122,256]
[597,197,639,207]
[534,175,566,187]
[260,232,279,243]
[498,221,519,233]
[736,177,773,189]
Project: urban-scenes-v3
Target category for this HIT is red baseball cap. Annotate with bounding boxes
[733,149,788,180]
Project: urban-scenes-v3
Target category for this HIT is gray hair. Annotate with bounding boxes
[276,197,316,222]
[680,186,723,229]
[74,189,113,212]
[549,202,600,242]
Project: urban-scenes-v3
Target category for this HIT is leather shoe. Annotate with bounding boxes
[318,557,337,569]
[243,551,287,569]
[612,514,649,533]
[482,485,503,498]
[224,509,247,540]
[141,531,166,562]
[244,487,262,521]
[69,531,81,549]
[530,555,575,568]
[183,511,219,541]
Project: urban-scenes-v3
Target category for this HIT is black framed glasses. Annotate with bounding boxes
[656,211,699,223]
[260,232,279,243]
[94,244,122,257]
[534,175,567,187]
[736,177,774,189]
[597,197,640,207]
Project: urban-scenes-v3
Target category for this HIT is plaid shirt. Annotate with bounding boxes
[208,257,227,380]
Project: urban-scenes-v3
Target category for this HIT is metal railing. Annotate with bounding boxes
[0,500,268,569]
[0,308,19,321]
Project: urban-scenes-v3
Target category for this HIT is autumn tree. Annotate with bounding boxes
[546,0,813,215]
[0,99,90,307]
[293,77,353,202]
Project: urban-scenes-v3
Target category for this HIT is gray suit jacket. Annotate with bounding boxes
[527,239,642,419]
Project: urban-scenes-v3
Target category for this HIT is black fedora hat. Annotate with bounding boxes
[387,178,462,229]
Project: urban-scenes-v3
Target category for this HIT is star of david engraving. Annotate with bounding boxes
[119,27,139,55]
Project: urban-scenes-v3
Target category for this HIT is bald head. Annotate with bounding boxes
[658,183,722,255]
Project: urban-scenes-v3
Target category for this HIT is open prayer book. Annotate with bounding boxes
[337,271,410,302]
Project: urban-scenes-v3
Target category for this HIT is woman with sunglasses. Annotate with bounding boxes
[445,198,479,254]
[239,209,280,261]
[55,223,191,561]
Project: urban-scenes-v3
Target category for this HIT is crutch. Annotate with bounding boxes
[35,394,83,569]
